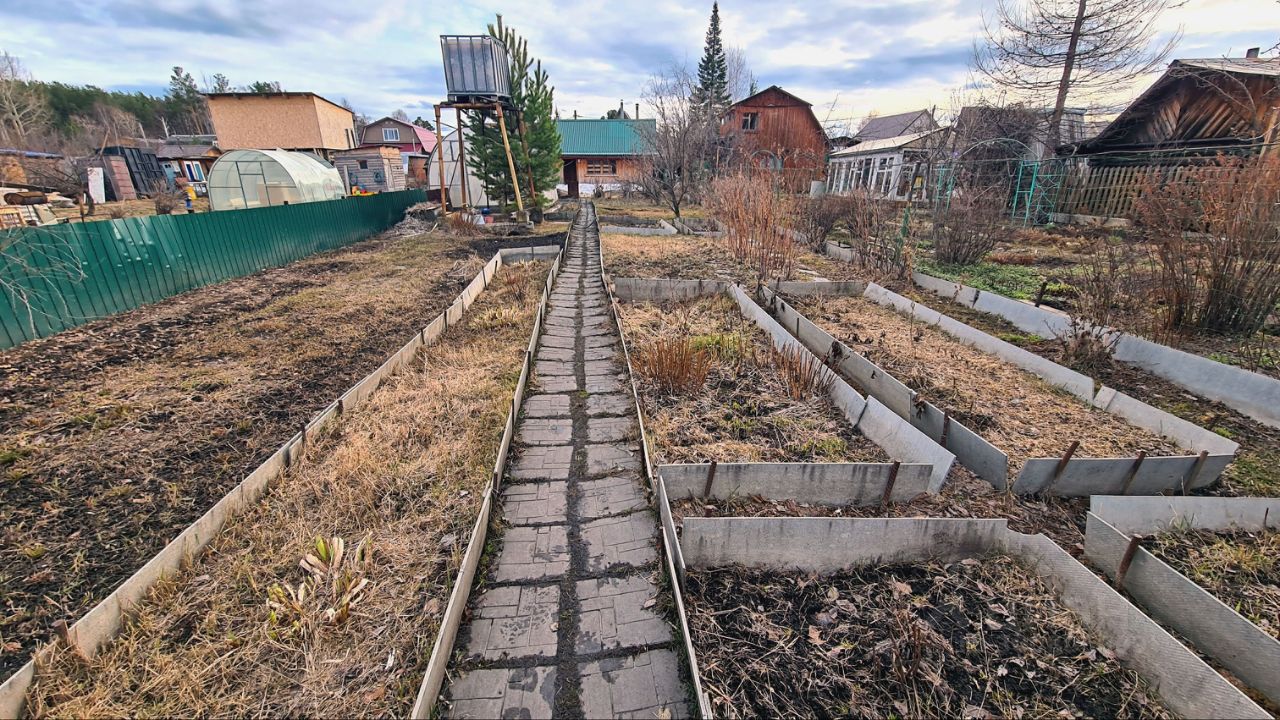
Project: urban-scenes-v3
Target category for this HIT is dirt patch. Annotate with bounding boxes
[903,288,1280,497]
[617,295,885,465]
[0,227,562,678]
[25,261,545,717]
[1144,528,1279,640]
[791,294,1180,470]
[686,557,1169,719]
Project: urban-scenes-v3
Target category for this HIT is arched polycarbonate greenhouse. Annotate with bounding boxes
[207,149,345,211]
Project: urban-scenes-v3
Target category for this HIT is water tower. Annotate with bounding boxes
[433,31,534,216]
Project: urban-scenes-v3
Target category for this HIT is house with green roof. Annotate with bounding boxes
[556,118,655,198]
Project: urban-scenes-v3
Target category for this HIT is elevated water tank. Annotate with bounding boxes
[440,35,511,102]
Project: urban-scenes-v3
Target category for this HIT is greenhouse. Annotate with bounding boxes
[207,149,346,211]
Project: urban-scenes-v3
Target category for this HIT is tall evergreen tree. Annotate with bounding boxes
[691,3,730,112]
[165,66,208,134]
[465,14,562,209]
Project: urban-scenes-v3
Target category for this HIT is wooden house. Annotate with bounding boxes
[333,146,406,192]
[556,118,655,198]
[205,92,357,160]
[828,128,949,201]
[1053,53,1280,220]
[359,117,437,185]
[156,135,222,193]
[719,85,828,191]
[854,109,938,142]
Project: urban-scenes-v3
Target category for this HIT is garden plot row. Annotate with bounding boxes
[0,245,562,718]
[758,279,1237,496]
[903,263,1280,430]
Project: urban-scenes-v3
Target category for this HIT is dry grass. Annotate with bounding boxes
[617,295,885,465]
[24,261,545,717]
[792,294,1179,471]
[770,344,833,400]
[601,233,862,285]
[687,556,1169,719]
[633,337,713,394]
[1146,528,1279,640]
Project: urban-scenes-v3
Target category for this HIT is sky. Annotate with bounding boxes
[2,0,1279,130]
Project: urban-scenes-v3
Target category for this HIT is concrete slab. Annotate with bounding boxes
[541,334,576,349]
[536,376,580,393]
[575,574,673,653]
[460,584,560,661]
[444,666,557,720]
[535,346,575,362]
[516,418,574,446]
[585,442,642,475]
[660,462,932,506]
[586,393,633,416]
[533,360,576,376]
[501,482,569,525]
[579,475,649,519]
[583,374,625,393]
[586,416,637,443]
[509,445,573,481]
[579,649,689,719]
[523,393,571,418]
[492,525,570,582]
[582,512,659,571]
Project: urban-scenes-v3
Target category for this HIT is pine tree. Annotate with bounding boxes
[465,15,562,209]
[165,66,207,134]
[691,3,730,112]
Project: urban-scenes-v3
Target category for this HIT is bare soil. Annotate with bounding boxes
[687,557,1170,719]
[791,294,1180,471]
[24,260,545,717]
[617,295,885,465]
[0,226,563,678]
[904,288,1280,497]
[1145,529,1279,640]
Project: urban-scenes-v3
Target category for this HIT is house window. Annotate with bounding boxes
[383,127,400,142]
[586,159,616,176]
[359,160,369,169]
[741,112,759,131]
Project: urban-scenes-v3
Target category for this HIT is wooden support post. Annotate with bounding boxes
[1047,440,1080,491]
[495,105,524,213]
[434,105,448,212]
[701,460,719,516]
[517,113,539,208]
[455,107,469,211]
[1119,450,1147,496]
[1181,450,1209,495]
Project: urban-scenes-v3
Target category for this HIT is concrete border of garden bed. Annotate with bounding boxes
[769,279,1236,496]
[1084,495,1280,706]
[610,277,956,490]
[0,246,560,720]
[909,269,1280,430]
[409,247,564,718]
[678,515,1270,719]
[599,215,678,236]
[670,217,726,237]
[659,461,934,506]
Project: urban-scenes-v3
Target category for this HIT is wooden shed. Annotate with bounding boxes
[333,146,406,193]
[719,85,828,191]
[1052,55,1280,220]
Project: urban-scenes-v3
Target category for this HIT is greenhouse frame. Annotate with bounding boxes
[207,149,346,211]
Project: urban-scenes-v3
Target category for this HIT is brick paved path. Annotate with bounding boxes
[442,203,688,719]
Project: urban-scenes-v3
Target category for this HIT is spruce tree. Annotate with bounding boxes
[691,3,730,112]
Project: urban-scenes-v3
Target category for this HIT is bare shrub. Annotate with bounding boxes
[151,183,183,215]
[106,206,126,219]
[845,187,890,242]
[634,337,713,394]
[769,344,833,400]
[708,169,797,282]
[1133,154,1280,336]
[932,187,1011,265]
[1056,237,1134,372]
[790,194,853,250]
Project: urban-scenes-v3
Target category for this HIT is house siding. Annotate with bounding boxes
[207,94,355,154]
[720,87,828,191]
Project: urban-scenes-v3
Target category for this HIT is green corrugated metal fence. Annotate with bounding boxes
[0,189,426,350]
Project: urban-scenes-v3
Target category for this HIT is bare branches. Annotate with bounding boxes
[635,63,719,218]
[0,51,50,147]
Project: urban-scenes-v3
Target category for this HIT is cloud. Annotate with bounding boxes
[2,0,1279,127]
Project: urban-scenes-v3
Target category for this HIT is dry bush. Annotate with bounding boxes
[634,336,713,394]
[445,211,485,237]
[1133,154,1280,336]
[769,344,833,400]
[150,182,184,215]
[790,194,854,250]
[106,206,126,219]
[708,169,797,282]
[931,186,1011,265]
[845,187,891,242]
[1056,238,1135,373]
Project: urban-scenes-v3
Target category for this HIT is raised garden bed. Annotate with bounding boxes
[19,261,547,718]
[598,214,677,236]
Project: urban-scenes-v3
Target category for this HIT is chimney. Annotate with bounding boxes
[1247,47,1260,58]
[635,103,640,119]
[573,110,578,119]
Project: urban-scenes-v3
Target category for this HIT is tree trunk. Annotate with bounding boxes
[1048,0,1088,154]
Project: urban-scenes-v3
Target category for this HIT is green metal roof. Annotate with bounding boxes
[556,118,655,156]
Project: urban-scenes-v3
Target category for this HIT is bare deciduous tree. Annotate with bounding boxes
[974,0,1181,149]
[635,64,718,218]
[724,46,757,102]
[0,51,49,147]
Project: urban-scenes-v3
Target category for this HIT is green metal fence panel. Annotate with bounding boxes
[0,189,425,349]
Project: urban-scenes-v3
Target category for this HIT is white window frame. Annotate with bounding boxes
[383,127,400,142]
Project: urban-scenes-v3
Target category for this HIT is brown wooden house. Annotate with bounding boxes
[1052,54,1280,220]
[719,85,828,191]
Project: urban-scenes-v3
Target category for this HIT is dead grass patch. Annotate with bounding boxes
[687,557,1169,719]
[23,261,545,717]
[1145,528,1279,640]
[601,233,863,285]
[792,294,1179,471]
[617,295,884,464]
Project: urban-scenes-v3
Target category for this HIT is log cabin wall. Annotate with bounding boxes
[720,86,829,191]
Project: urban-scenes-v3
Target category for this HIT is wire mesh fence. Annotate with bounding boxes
[0,189,427,349]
